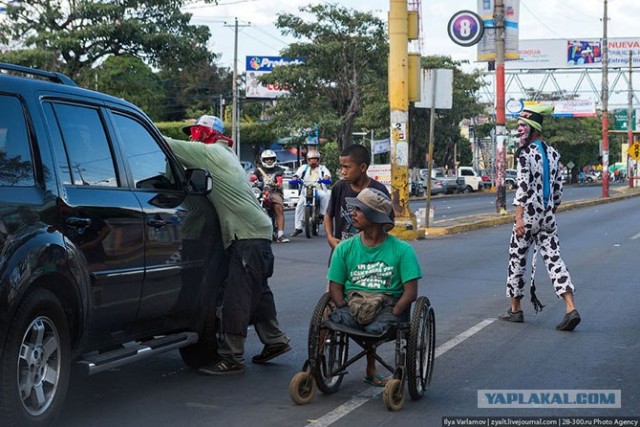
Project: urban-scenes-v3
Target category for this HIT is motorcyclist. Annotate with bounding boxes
[250,150,289,243]
[290,149,332,237]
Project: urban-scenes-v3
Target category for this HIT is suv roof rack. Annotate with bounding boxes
[0,62,78,87]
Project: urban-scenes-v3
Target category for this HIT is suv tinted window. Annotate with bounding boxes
[112,113,178,190]
[0,94,34,186]
[53,103,118,187]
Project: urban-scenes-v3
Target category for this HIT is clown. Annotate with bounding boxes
[498,104,581,332]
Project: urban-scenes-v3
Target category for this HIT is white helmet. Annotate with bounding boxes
[260,150,277,169]
[306,149,320,160]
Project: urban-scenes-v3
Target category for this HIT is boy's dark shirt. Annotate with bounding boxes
[326,178,391,240]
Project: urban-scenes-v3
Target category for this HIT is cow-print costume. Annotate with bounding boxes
[505,139,575,300]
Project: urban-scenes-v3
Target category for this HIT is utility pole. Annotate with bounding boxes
[601,0,610,197]
[225,18,250,158]
[494,0,507,214]
[388,0,420,239]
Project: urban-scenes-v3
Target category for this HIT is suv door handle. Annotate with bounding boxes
[66,217,92,228]
[146,218,167,228]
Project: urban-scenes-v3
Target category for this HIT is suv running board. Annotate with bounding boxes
[77,332,199,375]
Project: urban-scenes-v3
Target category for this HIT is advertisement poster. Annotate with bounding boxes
[507,38,640,69]
[505,99,596,118]
[245,56,303,99]
[476,0,521,62]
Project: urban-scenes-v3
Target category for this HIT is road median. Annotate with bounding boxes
[420,186,640,237]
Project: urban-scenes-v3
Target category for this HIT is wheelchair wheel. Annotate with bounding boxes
[407,296,436,401]
[308,293,348,394]
[382,378,404,411]
[289,371,316,405]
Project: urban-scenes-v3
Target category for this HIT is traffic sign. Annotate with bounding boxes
[447,11,484,47]
[629,141,640,161]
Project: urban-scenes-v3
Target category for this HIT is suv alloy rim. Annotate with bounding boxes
[17,316,61,416]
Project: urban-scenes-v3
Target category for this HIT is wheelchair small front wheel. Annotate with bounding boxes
[289,371,316,405]
[382,378,404,411]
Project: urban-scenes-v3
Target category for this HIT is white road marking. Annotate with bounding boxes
[306,319,496,426]
[631,232,640,240]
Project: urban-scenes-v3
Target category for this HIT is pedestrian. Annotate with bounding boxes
[290,150,332,237]
[499,104,581,331]
[327,188,421,386]
[324,144,391,251]
[166,115,290,375]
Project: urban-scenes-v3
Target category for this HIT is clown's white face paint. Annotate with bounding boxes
[517,120,532,144]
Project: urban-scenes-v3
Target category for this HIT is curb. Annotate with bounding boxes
[420,188,640,237]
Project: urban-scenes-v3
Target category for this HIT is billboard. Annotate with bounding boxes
[505,99,596,118]
[245,56,303,99]
[506,38,640,70]
[476,0,521,62]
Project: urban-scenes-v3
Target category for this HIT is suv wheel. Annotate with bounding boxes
[0,288,71,427]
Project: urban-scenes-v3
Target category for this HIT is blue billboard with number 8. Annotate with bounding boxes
[448,10,484,47]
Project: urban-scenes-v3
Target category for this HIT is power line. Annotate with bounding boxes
[520,1,566,38]
[182,0,261,10]
[249,24,289,47]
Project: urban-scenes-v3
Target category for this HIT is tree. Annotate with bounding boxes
[158,62,233,121]
[505,90,603,177]
[261,3,388,149]
[93,55,165,120]
[410,56,488,169]
[0,0,214,81]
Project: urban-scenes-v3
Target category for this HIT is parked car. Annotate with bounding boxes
[429,178,446,195]
[420,167,459,194]
[0,62,227,426]
[505,169,518,190]
[457,166,487,192]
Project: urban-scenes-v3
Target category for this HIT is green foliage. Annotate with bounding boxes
[320,141,341,178]
[540,115,605,171]
[85,55,165,120]
[0,0,214,80]
[261,3,388,149]
[0,48,64,71]
[410,56,488,169]
[155,120,279,162]
[158,63,233,121]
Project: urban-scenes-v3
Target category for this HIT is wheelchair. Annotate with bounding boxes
[288,292,435,411]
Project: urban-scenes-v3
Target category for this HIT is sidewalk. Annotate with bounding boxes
[420,185,640,237]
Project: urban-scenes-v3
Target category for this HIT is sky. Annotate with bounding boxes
[182,0,640,70]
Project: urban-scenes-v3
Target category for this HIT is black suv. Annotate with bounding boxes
[0,63,226,426]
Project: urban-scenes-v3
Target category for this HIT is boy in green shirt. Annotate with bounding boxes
[327,188,422,387]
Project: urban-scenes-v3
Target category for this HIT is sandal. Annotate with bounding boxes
[251,343,291,364]
[363,374,387,387]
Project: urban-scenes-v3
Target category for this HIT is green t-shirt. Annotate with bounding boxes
[165,137,272,248]
[327,234,422,297]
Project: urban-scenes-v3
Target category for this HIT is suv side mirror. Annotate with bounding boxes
[185,168,213,195]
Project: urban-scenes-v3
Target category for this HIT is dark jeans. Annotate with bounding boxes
[219,239,287,364]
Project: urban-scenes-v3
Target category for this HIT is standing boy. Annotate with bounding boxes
[324,144,392,251]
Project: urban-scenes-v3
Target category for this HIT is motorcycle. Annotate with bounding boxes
[290,176,330,238]
[251,180,280,241]
[302,184,323,238]
[410,179,425,197]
